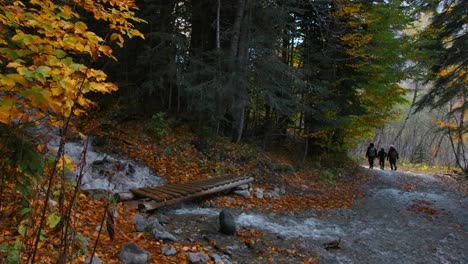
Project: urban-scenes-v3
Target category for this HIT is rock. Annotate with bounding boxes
[82,189,112,199]
[235,184,250,190]
[211,254,223,264]
[132,215,148,232]
[233,189,251,198]
[254,188,264,199]
[187,252,210,264]
[84,255,102,264]
[198,252,210,263]
[266,189,280,198]
[161,244,177,256]
[151,228,177,242]
[158,214,171,225]
[211,254,233,264]
[149,220,176,241]
[147,217,165,231]
[118,242,151,264]
[219,210,236,235]
[279,186,286,195]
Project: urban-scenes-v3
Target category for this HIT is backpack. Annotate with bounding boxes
[368,146,377,157]
[388,148,398,159]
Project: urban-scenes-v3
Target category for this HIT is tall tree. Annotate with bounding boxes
[415,0,468,173]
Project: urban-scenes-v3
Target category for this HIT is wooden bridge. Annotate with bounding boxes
[124,175,253,212]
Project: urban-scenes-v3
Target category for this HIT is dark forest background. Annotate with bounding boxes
[90,0,467,171]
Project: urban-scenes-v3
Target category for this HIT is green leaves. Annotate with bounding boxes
[47,214,61,229]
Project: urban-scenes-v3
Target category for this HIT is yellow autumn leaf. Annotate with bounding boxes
[75,41,85,52]
[0,75,16,87]
[37,144,44,152]
[77,96,90,108]
[61,5,76,19]
[59,77,76,92]
[73,108,86,116]
[98,45,114,58]
[87,82,117,93]
[51,86,63,96]
[75,21,88,34]
[110,33,120,41]
[6,62,22,68]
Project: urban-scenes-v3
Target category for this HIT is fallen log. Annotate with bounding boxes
[115,192,136,201]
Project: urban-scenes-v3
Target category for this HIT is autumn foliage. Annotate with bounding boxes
[0,0,144,126]
[0,0,144,263]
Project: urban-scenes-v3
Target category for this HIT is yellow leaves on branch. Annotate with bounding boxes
[0,0,145,126]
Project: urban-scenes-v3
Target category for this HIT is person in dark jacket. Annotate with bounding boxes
[387,145,399,171]
[378,147,387,170]
[365,143,377,169]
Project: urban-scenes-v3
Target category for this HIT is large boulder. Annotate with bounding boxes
[118,242,150,264]
[219,210,236,235]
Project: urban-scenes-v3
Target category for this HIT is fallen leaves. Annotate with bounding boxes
[407,199,445,217]
[212,171,368,212]
[0,116,376,263]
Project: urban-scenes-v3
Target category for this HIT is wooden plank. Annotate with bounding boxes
[129,175,254,210]
[161,185,202,194]
[131,188,167,202]
[115,192,136,201]
[155,186,188,195]
[147,187,183,198]
[138,187,176,198]
[137,176,254,212]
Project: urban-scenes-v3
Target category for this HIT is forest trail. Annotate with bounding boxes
[325,168,468,263]
[161,168,468,263]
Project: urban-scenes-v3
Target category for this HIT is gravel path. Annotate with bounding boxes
[162,169,468,263]
[318,169,468,264]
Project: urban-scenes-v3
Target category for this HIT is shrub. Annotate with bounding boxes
[145,112,175,139]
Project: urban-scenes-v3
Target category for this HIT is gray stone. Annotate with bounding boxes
[151,227,177,242]
[118,242,150,264]
[187,252,210,264]
[132,215,148,232]
[211,254,233,264]
[280,186,286,195]
[233,189,251,198]
[219,210,236,235]
[147,217,168,233]
[84,255,102,264]
[161,244,177,256]
[266,191,280,198]
[211,254,222,263]
[173,228,183,234]
[158,214,171,225]
[235,184,250,190]
[82,189,111,199]
[187,252,201,264]
[254,188,264,199]
[198,252,210,263]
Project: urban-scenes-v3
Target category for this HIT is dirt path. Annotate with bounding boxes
[318,169,468,263]
[162,169,468,263]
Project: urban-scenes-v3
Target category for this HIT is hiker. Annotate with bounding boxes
[365,143,377,169]
[378,147,387,170]
[387,145,399,171]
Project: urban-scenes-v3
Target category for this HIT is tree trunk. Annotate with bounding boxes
[229,0,250,143]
